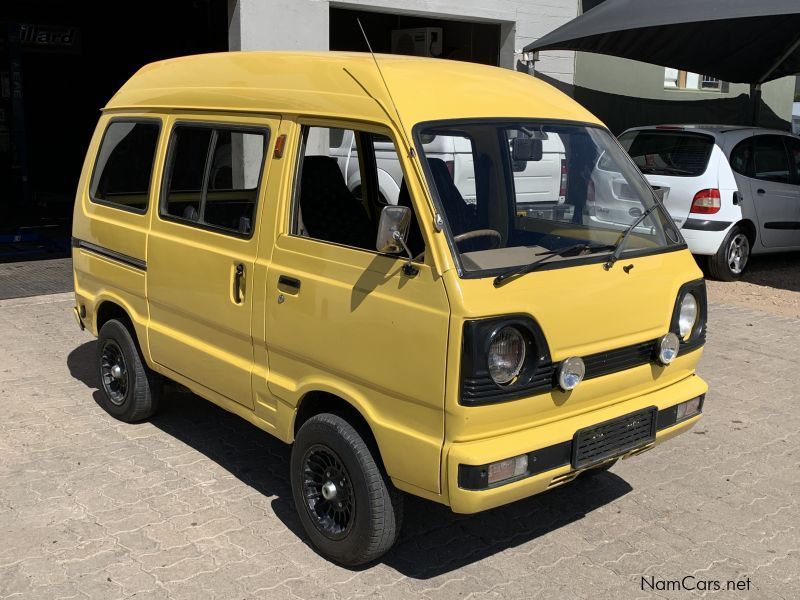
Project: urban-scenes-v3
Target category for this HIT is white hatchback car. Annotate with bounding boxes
[617,125,800,280]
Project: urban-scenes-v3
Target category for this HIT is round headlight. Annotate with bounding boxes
[657,332,680,365]
[558,357,585,391]
[678,294,698,339]
[487,327,526,385]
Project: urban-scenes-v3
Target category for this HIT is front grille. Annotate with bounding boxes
[572,407,656,469]
[583,340,655,380]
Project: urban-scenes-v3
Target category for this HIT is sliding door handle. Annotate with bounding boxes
[233,263,245,304]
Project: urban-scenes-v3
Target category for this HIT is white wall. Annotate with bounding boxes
[227,0,579,83]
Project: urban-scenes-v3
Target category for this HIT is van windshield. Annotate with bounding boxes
[415,120,682,276]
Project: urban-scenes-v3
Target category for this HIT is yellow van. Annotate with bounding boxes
[72,52,707,566]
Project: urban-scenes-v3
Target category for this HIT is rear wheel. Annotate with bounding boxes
[97,319,161,422]
[291,413,403,566]
[707,225,750,281]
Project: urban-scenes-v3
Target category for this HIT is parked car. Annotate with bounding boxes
[72,51,707,566]
[616,125,800,280]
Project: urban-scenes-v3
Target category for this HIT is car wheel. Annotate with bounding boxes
[291,413,403,566]
[97,319,161,422]
[707,225,750,281]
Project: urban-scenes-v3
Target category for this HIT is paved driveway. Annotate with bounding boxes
[0,292,797,599]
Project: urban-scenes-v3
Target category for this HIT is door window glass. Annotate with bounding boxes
[90,120,160,212]
[783,137,800,183]
[293,125,425,256]
[729,138,753,176]
[162,124,267,237]
[753,135,791,183]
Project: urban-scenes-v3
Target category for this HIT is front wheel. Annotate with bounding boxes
[290,413,403,566]
[707,225,750,281]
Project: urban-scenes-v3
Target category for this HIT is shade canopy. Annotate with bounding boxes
[523,0,800,84]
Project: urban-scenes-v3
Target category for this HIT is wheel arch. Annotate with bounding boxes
[293,390,388,474]
[736,219,757,246]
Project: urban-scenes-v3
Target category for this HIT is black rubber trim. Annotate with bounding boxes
[764,221,800,230]
[682,219,732,232]
[670,279,708,354]
[71,238,147,271]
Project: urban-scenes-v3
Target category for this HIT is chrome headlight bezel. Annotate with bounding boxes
[678,293,699,340]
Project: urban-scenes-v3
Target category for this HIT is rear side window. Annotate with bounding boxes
[753,135,791,184]
[729,138,753,176]
[89,120,160,212]
[161,124,267,237]
[619,130,713,177]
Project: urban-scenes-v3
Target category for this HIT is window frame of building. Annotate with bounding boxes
[664,68,726,92]
[159,121,269,240]
[89,118,162,214]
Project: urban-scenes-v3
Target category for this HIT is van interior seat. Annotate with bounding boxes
[299,156,374,250]
[428,158,474,235]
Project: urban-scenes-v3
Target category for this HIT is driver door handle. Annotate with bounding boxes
[757,188,766,195]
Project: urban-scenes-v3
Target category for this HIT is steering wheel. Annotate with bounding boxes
[452,229,502,249]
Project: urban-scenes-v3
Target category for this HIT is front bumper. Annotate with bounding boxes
[446,373,707,513]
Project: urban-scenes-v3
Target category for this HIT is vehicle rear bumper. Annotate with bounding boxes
[681,221,733,255]
[446,373,707,513]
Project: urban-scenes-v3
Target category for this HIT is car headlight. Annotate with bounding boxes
[487,326,526,385]
[678,293,698,339]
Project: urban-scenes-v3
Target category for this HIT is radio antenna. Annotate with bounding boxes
[356,18,416,158]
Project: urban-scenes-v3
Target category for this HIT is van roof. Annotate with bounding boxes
[106,51,601,134]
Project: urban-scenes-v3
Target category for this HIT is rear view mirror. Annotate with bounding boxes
[512,137,543,162]
[376,205,411,254]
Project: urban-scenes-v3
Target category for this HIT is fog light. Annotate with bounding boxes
[657,333,680,365]
[557,357,585,391]
[676,396,702,421]
[487,455,528,485]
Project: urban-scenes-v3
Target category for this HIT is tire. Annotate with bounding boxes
[707,225,750,281]
[96,319,161,422]
[291,413,403,566]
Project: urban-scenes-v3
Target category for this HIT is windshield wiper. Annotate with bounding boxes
[493,243,616,287]
[603,203,661,270]
[639,166,693,176]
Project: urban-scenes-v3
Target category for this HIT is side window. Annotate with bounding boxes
[89,120,160,212]
[783,137,800,183]
[753,135,790,184]
[292,126,374,251]
[729,138,753,176]
[161,124,267,237]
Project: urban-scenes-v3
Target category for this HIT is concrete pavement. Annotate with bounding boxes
[0,292,797,599]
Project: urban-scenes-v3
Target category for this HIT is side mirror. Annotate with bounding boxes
[376,205,418,276]
[511,137,543,162]
[376,205,411,254]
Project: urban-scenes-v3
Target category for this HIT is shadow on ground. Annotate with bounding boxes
[68,340,632,578]
[701,250,800,293]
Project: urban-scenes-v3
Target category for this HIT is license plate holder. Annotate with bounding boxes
[572,407,657,470]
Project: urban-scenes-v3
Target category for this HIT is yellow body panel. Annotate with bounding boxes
[73,51,707,512]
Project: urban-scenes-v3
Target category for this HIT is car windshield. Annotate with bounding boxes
[415,120,682,276]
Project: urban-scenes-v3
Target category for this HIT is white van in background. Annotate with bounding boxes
[328,130,564,209]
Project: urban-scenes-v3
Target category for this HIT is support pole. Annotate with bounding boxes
[750,83,762,127]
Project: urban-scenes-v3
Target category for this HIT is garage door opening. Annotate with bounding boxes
[330,7,501,66]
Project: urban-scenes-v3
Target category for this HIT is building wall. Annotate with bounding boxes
[227,0,580,83]
[574,52,796,124]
